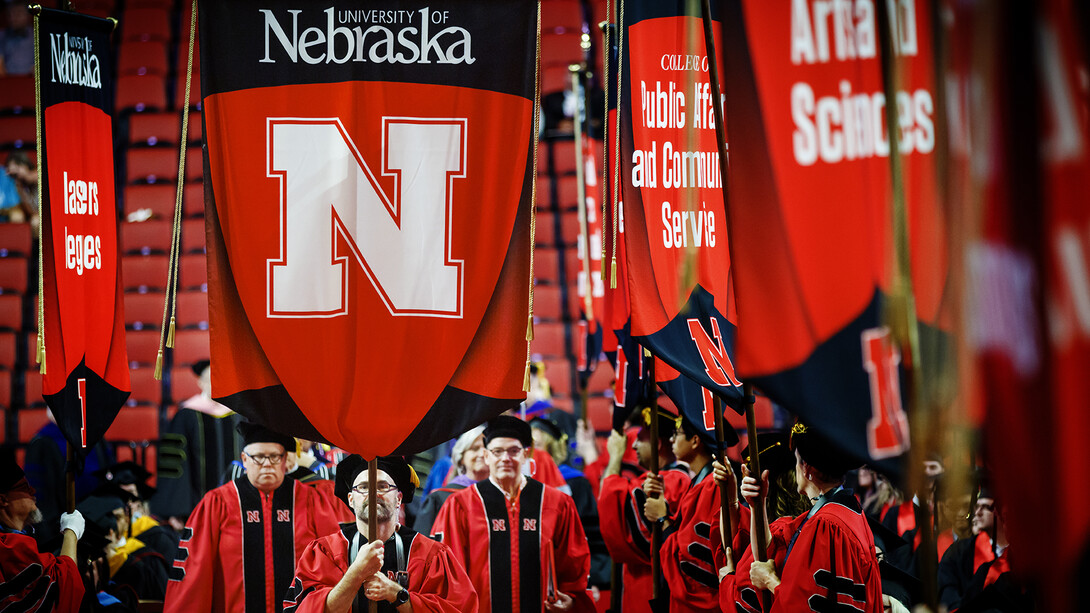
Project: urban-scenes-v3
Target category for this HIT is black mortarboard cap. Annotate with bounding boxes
[236,421,296,452]
[483,415,533,448]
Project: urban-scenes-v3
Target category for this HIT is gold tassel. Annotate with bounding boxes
[610,257,618,289]
[166,317,176,348]
[523,359,532,392]
[37,341,46,375]
[154,350,164,380]
[526,315,534,341]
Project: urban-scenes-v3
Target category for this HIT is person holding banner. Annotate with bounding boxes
[650,417,736,612]
[431,415,595,613]
[0,452,86,612]
[744,423,882,613]
[163,422,342,613]
[283,455,477,613]
[598,408,691,612]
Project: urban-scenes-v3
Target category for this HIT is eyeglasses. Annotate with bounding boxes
[244,452,285,466]
[487,446,524,459]
[351,482,397,495]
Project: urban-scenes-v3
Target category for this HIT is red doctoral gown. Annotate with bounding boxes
[762,489,882,613]
[660,473,723,613]
[431,477,595,613]
[597,468,690,612]
[282,524,477,612]
[164,476,342,613]
[0,529,85,612]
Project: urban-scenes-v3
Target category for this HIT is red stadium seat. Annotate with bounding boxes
[118,40,168,76]
[0,76,34,114]
[116,74,168,113]
[0,115,35,149]
[562,247,581,283]
[126,329,162,367]
[124,184,177,220]
[0,257,28,293]
[124,292,165,330]
[532,284,565,322]
[536,176,554,208]
[584,396,615,432]
[105,406,159,440]
[172,329,209,367]
[540,33,585,68]
[126,147,177,184]
[182,218,205,253]
[0,223,32,257]
[555,175,580,209]
[537,142,549,177]
[558,211,582,246]
[530,321,568,359]
[18,407,49,441]
[541,1,585,33]
[551,140,579,176]
[0,293,22,330]
[169,366,200,403]
[542,65,574,96]
[535,247,561,285]
[187,111,202,143]
[585,360,616,395]
[541,358,573,396]
[0,370,11,409]
[175,290,208,329]
[128,111,180,147]
[121,8,171,42]
[126,366,162,406]
[183,182,204,217]
[0,331,15,369]
[121,220,173,254]
[184,147,203,182]
[23,369,44,408]
[179,253,207,291]
[121,254,169,292]
[535,211,557,247]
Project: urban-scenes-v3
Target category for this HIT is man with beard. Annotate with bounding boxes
[432,415,595,613]
[163,422,342,613]
[283,455,477,612]
[0,452,86,611]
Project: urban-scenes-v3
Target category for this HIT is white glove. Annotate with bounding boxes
[60,511,85,539]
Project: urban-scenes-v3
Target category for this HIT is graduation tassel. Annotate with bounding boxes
[154,349,164,381]
[167,316,176,348]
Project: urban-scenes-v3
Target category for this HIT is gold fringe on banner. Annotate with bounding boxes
[609,0,625,289]
[524,0,544,392]
[31,7,46,374]
[155,0,199,380]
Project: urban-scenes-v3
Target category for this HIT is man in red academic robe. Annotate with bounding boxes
[164,422,342,613]
[0,453,86,613]
[283,455,477,612]
[640,417,734,613]
[597,409,690,612]
[432,415,595,613]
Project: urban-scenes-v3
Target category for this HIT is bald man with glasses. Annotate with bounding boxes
[164,422,342,613]
[432,416,595,613]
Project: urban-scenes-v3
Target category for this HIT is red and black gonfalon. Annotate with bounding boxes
[198,0,538,455]
[720,0,947,475]
[37,7,130,459]
[614,0,743,441]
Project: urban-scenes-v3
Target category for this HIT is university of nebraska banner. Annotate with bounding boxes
[619,0,745,420]
[199,0,536,455]
[721,0,946,474]
[37,8,129,458]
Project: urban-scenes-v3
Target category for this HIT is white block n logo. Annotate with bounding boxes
[266,117,466,318]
